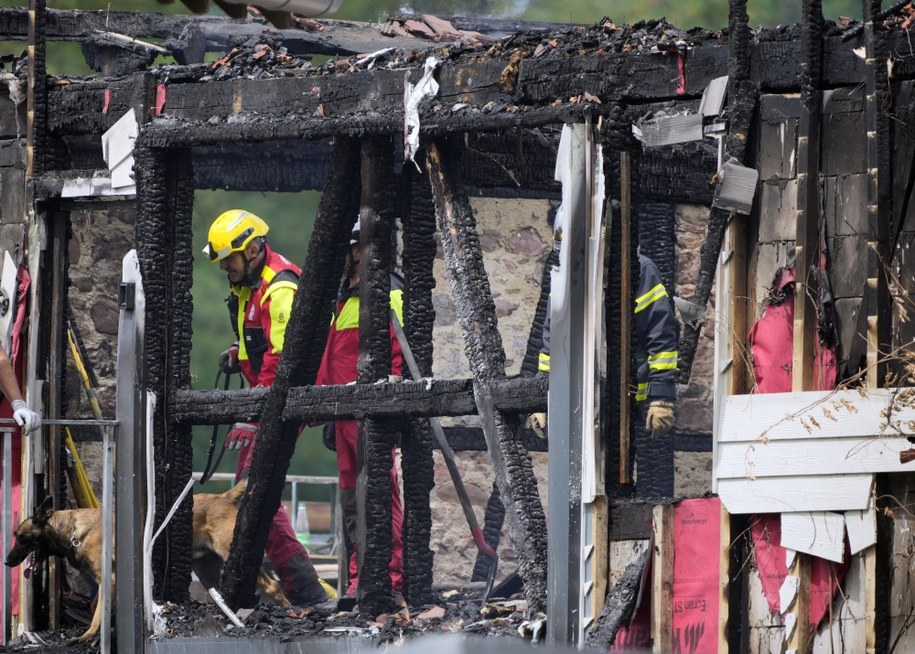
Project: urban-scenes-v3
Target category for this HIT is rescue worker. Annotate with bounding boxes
[532,247,678,439]
[204,209,327,607]
[0,344,40,434]
[315,222,404,597]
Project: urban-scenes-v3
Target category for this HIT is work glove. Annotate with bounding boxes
[527,412,548,439]
[11,400,41,434]
[225,422,258,450]
[219,344,240,375]
[645,400,676,439]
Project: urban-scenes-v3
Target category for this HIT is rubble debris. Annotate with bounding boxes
[201,37,314,81]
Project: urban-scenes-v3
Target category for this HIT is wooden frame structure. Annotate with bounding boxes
[5,0,915,651]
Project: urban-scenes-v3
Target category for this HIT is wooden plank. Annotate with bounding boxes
[717,389,915,443]
[780,511,845,563]
[716,474,873,514]
[718,505,730,654]
[716,436,915,478]
[651,504,674,654]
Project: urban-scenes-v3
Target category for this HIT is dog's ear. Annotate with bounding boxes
[33,496,54,526]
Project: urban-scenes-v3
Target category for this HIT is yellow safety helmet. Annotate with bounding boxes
[203,210,269,262]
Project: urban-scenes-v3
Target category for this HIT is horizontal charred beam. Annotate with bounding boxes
[172,376,548,424]
[48,31,884,144]
[0,8,434,56]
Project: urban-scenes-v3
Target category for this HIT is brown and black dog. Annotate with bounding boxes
[4,480,290,643]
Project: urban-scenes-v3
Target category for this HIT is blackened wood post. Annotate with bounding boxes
[426,138,548,613]
[792,0,824,392]
[220,138,361,609]
[399,164,436,605]
[863,0,892,389]
[355,136,397,615]
[677,0,756,384]
[134,146,196,603]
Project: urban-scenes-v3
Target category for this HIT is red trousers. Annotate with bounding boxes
[335,419,404,593]
[236,443,311,571]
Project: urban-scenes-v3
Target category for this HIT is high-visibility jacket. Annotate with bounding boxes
[315,275,404,386]
[539,252,679,403]
[227,245,300,388]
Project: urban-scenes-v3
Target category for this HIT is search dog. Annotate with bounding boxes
[4,480,290,643]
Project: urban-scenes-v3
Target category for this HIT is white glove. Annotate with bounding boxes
[12,399,41,434]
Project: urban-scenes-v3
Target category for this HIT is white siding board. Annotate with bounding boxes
[718,389,915,443]
[780,512,846,563]
[844,510,876,554]
[717,475,873,514]
[716,436,915,479]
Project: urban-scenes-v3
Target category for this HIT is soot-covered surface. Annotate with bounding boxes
[3,589,537,653]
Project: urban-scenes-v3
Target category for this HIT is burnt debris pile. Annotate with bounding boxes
[203,38,314,81]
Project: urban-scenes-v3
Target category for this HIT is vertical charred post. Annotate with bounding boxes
[863,0,892,387]
[221,138,361,610]
[26,0,47,176]
[426,137,548,613]
[356,136,397,615]
[134,146,195,601]
[677,0,756,384]
[400,163,436,605]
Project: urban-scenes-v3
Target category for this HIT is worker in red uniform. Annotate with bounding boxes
[315,223,404,596]
[204,209,327,607]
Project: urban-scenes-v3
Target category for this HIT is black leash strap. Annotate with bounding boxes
[199,369,234,485]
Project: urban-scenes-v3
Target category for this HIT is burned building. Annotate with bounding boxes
[1,0,915,652]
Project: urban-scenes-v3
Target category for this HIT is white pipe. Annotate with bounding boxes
[219,0,343,17]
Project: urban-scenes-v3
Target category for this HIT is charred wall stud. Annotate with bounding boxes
[220,138,361,610]
[425,137,548,614]
[399,163,437,605]
[354,136,398,615]
[133,145,196,602]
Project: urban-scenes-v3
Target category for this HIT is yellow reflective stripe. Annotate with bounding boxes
[267,286,295,353]
[648,350,679,371]
[634,283,668,314]
[234,287,251,360]
[635,381,649,402]
[538,352,550,372]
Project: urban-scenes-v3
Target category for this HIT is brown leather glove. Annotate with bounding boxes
[645,400,675,438]
[527,412,548,439]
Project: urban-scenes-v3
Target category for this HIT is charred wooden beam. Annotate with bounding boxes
[173,376,548,424]
[0,8,435,57]
[399,164,436,605]
[587,547,650,647]
[220,138,360,610]
[354,136,398,615]
[426,137,548,614]
[26,0,48,177]
[134,146,196,602]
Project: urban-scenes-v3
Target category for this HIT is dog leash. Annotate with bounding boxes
[199,369,236,485]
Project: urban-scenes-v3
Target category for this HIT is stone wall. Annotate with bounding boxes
[66,206,136,503]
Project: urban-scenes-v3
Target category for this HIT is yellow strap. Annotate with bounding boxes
[634,283,668,314]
